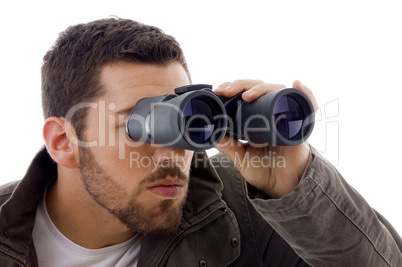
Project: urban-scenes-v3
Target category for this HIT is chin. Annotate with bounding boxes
[121,195,187,235]
[137,206,184,235]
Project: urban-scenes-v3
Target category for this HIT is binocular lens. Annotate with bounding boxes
[273,95,304,140]
[183,98,216,144]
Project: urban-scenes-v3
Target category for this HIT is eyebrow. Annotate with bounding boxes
[113,106,134,116]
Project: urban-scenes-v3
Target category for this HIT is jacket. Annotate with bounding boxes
[0,146,401,266]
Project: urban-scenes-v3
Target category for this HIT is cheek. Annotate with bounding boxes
[95,146,150,176]
[89,143,156,191]
[112,124,155,165]
[90,117,155,170]
[117,143,156,173]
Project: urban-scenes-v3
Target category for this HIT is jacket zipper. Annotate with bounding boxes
[158,207,228,267]
[0,251,25,267]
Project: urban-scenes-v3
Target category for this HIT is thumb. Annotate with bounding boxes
[292,80,319,111]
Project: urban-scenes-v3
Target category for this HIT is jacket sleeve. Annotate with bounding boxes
[248,147,402,266]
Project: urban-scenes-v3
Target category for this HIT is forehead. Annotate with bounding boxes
[99,61,190,107]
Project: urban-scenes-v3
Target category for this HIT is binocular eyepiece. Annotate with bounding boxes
[126,84,315,151]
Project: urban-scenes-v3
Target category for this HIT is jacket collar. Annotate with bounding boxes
[0,147,225,267]
[0,146,56,267]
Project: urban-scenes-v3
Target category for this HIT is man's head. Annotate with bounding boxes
[41,17,190,141]
[42,18,195,236]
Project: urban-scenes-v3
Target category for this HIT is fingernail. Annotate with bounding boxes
[298,80,306,89]
[243,88,254,96]
[225,84,233,91]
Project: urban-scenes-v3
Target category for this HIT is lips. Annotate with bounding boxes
[148,179,185,199]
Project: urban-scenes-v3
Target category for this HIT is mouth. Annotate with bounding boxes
[147,178,185,199]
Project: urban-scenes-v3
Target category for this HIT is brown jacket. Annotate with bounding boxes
[0,147,401,266]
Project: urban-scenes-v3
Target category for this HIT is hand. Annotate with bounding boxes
[214,80,318,198]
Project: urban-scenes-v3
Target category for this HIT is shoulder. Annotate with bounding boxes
[0,180,20,206]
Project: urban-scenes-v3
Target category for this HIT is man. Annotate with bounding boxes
[0,18,400,267]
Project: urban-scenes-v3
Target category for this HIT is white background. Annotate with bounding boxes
[0,0,401,234]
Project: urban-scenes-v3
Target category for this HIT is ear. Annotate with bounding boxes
[43,117,79,168]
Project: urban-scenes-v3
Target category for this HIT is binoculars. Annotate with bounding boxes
[126,84,315,151]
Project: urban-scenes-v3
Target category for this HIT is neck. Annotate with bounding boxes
[45,166,135,249]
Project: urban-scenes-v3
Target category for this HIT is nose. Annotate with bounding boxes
[152,146,192,168]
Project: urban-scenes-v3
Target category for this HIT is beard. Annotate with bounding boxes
[78,147,189,235]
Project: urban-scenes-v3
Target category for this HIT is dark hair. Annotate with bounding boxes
[41,17,190,140]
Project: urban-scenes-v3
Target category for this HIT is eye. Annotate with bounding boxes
[119,122,126,128]
[114,114,128,129]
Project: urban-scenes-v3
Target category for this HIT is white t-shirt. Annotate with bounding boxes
[32,193,142,267]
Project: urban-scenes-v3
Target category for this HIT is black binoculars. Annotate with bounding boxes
[126,84,315,151]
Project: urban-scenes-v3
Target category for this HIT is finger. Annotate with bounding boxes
[242,83,286,102]
[215,136,246,165]
[214,79,264,98]
[214,81,231,92]
[292,80,319,111]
